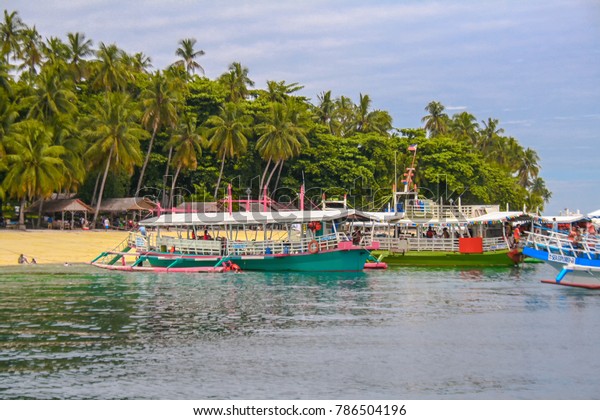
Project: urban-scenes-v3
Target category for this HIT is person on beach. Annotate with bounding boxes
[104,218,110,231]
[18,254,28,264]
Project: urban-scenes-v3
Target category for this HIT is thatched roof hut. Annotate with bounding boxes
[174,202,220,213]
[26,198,93,214]
[99,197,158,213]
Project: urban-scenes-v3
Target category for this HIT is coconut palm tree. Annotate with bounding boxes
[315,90,335,132]
[516,147,540,188]
[0,10,25,64]
[25,67,77,124]
[17,26,43,78]
[450,111,479,145]
[256,100,308,193]
[135,70,181,195]
[165,113,205,206]
[83,92,145,225]
[205,102,252,198]
[172,38,204,76]
[91,42,130,92]
[2,119,66,227]
[421,101,449,138]
[478,118,504,154]
[264,80,303,103]
[352,93,392,135]
[219,62,254,102]
[66,32,93,82]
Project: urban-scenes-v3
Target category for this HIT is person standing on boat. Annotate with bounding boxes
[352,227,362,245]
[551,218,558,233]
[513,224,521,247]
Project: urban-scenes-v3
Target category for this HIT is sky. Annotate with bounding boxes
[4,0,600,215]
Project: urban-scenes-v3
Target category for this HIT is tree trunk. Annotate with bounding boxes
[135,122,159,196]
[37,198,44,228]
[213,151,226,199]
[162,146,173,208]
[169,164,182,208]
[258,157,271,192]
[91,171,101,206]
[93,144,115,227]
[273,159,285,192]
[264,159,281,194]
[18,197,26,228]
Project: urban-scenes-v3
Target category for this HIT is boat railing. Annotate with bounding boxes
[524,231,600,260]
[226,232,350,256]
[364,235,508,253]
[129,232,223,255]
[404,200,500,219]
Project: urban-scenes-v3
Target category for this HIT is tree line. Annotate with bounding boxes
[0,9,550,227]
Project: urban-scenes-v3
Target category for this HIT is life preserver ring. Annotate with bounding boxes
[308,240,320,254]
[308,221,322,232]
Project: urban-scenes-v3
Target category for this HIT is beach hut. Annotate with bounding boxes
[26,198,93,229]
[98,197,158,227]
[174,202,220,213]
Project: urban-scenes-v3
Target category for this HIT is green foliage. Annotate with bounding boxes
[0,8,551,215]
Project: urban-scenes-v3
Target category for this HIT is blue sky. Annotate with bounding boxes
[4,0,600,214]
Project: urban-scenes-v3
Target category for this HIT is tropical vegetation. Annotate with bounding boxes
[0,9,551,227]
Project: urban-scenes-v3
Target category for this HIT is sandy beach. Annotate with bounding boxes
[0,230,129,266]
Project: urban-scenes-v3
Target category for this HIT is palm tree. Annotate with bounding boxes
[0,10,25,64]
[219,62,254,102]
[256,100,308,193]
[91,42,130,92]
[135,70,181,195]
[315,90,335,132]
[421,101,449,138]
[516,147,540,188]
[25,67,77,124]
[478,118,504,154]
[2,119,66,227]
[17,26,43,78]
[332,95,355,137]
[353,93,392,135]
[265,80,303,103]
[165,113,205,206]
[205,102,252,198]
[172,38,205,76]
[450,111,479,145]
[83,92,145,225]
[66,32,93,82]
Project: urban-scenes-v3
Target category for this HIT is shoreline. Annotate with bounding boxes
[0,230,129,266]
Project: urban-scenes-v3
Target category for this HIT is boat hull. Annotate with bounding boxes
[141,249,370,272]
[523,246,600,289]
[373,249,515,267]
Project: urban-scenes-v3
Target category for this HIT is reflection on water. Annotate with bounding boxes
[1,263,600,399]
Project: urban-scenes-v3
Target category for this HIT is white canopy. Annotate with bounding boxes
[588,209,600,218]
[140,209,371,227]
[536,214,590,224]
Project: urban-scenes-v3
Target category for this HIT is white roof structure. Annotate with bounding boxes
[140,209,371,227]
[588,209,600,218]
[536,214,590,224]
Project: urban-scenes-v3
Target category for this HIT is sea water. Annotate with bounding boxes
[0,263,599,399]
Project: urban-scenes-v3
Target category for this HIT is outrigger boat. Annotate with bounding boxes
[91,208,376,272]
[349,144,529,267]
[523,230,600,289]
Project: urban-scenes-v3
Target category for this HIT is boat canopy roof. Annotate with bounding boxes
[536,214,590,224]
[468,211,530,224]
[139,209,372,227]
